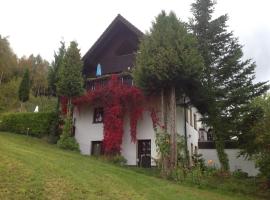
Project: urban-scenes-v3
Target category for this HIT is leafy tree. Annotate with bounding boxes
[18,69,30,103]
[240,95,270,187]
[48,41,66,96]
[0,78,20,113]
[0,35,18,84]
[18,54,49,96]
[190,0,269,170]
[134,11,203,171]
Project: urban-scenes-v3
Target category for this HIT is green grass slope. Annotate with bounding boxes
[0,132,259,200]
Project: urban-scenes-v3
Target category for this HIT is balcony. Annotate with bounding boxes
[86,74,133,91]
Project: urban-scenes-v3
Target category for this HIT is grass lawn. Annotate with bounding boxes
[0,132,263,200]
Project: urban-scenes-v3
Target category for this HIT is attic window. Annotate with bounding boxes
[115,40,135,56]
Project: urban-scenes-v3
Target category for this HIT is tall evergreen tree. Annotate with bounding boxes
[134,11,203,171]
[56,41,83,151]
[48,41,66,96]
[190,0,269,170]
[18,69,30,103]
[57,41,84,117]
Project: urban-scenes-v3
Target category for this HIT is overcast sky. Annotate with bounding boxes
[1,0,269,82]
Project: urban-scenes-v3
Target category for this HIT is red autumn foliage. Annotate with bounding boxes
[72,75,144,154]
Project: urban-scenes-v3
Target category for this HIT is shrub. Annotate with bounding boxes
[57,116,79,151]
[0,112,57,137]
[101,155,127,166]
[232,169,248,179]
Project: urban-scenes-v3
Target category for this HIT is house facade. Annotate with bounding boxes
[73,14,258,175]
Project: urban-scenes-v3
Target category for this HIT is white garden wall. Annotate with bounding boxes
[199,149,259,176]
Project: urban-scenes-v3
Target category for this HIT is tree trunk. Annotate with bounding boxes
[67,97,73,136]
[161,88,165,127]
[215,134,229,171]
[169,86,177,169]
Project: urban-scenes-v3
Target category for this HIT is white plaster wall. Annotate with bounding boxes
[74,105,157,166]
[199,149,259,176]
[73,105,104,155]
[122,111,157,165]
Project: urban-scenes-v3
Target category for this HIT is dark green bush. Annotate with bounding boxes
[0,112,57,137]
[57,116,79,151]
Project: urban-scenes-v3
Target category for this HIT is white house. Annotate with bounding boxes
[73,14,258,175]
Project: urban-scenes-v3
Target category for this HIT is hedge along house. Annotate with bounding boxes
[73,14,258,174]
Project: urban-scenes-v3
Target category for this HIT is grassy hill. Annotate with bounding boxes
[0,132,260,200]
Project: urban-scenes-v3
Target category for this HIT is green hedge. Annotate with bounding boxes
[0,112,57,137]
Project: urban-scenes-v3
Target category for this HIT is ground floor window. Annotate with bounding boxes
[91,141,103,156]
[137,140,151,168]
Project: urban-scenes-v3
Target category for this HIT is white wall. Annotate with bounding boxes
[199,149,259,176]
[73,105,157,166]
[73,105,104,155]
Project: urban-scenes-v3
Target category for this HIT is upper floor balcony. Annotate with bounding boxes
[85,73,133,91]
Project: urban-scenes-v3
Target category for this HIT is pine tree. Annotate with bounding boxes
[48,41,66,96]
[134,11,203,172]
[190,0,269,171]
[57,41,84,116]
[56,41,83,151]
[18,68,30,103]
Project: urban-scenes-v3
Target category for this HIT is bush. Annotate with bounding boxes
[0,112,57,137]
[232,169,248,179]
[57,116,79,151]
[101,155,127,166]
[57,136,79,151]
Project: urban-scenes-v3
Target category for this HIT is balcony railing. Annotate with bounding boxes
[86,74,133,91]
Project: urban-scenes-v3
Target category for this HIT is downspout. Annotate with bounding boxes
[183,96,189,167]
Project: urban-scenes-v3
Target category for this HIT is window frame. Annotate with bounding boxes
[93,107,104,124]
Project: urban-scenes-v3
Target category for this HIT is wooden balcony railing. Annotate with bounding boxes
[86,74,133,91]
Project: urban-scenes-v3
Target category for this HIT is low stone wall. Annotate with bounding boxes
[199,149,259,176]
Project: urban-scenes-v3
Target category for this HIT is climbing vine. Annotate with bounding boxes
[70,75,144,154]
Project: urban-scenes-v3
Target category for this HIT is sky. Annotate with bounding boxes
[1,0,269,82]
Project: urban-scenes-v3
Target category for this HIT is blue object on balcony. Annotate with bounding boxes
[96,63,102,76]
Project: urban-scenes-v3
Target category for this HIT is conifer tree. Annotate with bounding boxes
[190,0,269,170]
[134,11,203,171]
[48,41,66,96]
[57,41,84,117]
[18,68,30,103]
[56,41,83,150]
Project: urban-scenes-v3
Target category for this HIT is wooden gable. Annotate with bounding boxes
[83,14,143,78]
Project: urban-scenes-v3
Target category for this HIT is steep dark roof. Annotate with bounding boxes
[82,14,144,78]
[83,14,143,60]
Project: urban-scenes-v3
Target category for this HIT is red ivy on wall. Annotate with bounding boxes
[72,75,144,154]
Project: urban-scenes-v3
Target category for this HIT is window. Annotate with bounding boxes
[189,108,193,127]
[207,129,213,141]
[194,114,197,130]
[199,128,205,141]
[91,141,103,156]
[93,107,104,123]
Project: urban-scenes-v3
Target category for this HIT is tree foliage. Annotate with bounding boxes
[133,11,203,94]
[18,55,49,96]
[240,95,270,185]
[57,41,84,99]
[134,11,204,171]
[48,41,66,96]
[190,0,269,170]
[0,35,18,84]
[18,69,30,103]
